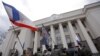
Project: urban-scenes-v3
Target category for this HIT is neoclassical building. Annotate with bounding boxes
[1,1,100,56]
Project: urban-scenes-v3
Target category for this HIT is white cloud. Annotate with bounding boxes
[21,0,86,21]
[20,0,100,21]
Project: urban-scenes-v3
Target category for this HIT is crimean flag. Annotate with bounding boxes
[41,25,50,49]
[3,2,38,31]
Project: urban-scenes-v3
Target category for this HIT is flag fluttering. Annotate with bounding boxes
[3,2,38,31]
[41,25,50,49]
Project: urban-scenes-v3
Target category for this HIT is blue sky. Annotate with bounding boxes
[0,0,100,33]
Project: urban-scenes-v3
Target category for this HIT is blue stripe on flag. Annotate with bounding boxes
[3,2,20,21]
[12,8,20,21]
[41,25,49,46]
[41,37,48,45]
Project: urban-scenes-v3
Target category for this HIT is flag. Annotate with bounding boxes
[41,25,50,49]
[3,2,38,31]
[77,40,82,47]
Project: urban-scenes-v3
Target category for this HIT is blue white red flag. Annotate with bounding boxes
[3,2,38,31]
[41,25,50,49]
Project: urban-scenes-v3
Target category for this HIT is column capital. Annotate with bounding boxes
[50,24,53,27]
[59,23,62,25]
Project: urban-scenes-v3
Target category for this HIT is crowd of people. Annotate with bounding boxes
[22,45,92,56]
[35,46,92,56]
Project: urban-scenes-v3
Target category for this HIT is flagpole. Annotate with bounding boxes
[4,26,19,56]
[13,41,17,49]
[17,35,24,50]
[12,26,24,50]
[42,24,55,46]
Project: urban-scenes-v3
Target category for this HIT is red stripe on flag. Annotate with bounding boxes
[10,20,38,31]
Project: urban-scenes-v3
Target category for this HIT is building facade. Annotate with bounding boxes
[1,1,100,56]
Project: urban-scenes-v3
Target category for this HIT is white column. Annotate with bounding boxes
[77,19,98,53]
[3,31,16,56]
[50,25,56,49]
[33,31,38,54]
[68,21,78,46]
[59,23,68,49]
[24,29,33,49]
